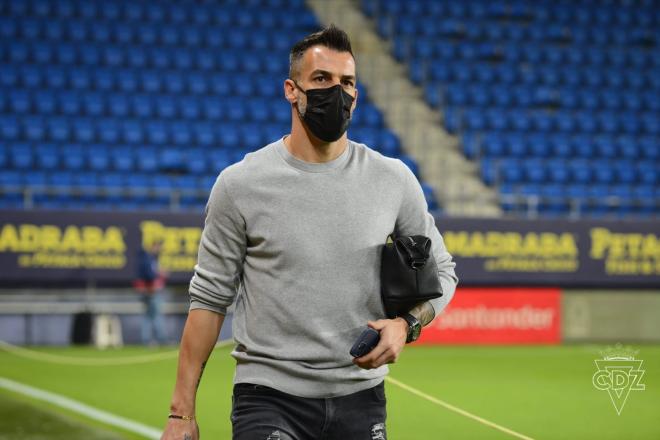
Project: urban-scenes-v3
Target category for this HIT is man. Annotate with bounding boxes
[136,241,167,345]
[162,25,457,440]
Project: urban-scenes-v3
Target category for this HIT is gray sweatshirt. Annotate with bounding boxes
[189,139,458,398]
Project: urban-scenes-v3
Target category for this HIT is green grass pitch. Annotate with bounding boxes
[1,344,659,439]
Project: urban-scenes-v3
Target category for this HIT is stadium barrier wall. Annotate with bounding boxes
[0,290,235,345]
[0,210,658,287]
[562,289,660,343]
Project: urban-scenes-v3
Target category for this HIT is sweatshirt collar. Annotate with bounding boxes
[275,137,352,173]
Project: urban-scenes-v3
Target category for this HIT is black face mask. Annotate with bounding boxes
[294,81,355,143]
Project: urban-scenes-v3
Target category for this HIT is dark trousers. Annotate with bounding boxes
[231,382,387,440]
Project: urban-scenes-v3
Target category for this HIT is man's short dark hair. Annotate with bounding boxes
[289,24,355,80]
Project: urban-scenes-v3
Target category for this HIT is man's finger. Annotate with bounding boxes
[354,341,386,366]
[367,319,388,330]
[372,347,397,367]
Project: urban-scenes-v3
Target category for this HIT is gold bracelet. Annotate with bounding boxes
[168,414,195,421]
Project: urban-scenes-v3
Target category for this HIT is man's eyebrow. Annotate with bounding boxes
[309,69,356,81]
[309,69,332,77]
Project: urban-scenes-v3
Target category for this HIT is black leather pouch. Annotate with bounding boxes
[380,235,443,319]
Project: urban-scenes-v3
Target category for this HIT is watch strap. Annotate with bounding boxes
[401,313,421,343]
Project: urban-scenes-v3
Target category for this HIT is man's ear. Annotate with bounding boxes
[284,79,298,105]
[351,87,359,112]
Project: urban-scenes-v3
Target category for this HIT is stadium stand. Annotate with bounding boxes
[0,0,441,213]
[363,0,659,217]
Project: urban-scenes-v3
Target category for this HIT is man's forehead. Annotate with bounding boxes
[300,45,356,77]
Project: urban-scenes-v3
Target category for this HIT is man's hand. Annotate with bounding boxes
[161,418,199,440]
[353,318,408,369]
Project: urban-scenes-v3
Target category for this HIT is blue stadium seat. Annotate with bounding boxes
[117,70,138,92]
[569,160,592,184]
[186,149,208,175]
[158,148,183,172]
[83,93,105,117]
[179,97,201,120]
[140,71,162,93]
[194,123,216,147]
[34,90,57,114]
[92,68,115,91]
[122,120,144,145]
[24,170,48,188]
[111,147,134,172]
[241,123,265,149]
[547,160,570,183]
[125,174,150,198]
[132,95,154,118]
[0,115,21,140]
[70,69,92,89]
[154,95,177,119]
[379,131,401,157]
[171,121,192,146]
[79,44,101,66]
[145,121,168,145]
[9,90,31,114]
[61,144,85,170]
[206,150,229,174]
[23,116,46,142]
[88,147,111,171]
[524,160,547,183]
[34,144,59,170]
[72,118,95,143]
[49,170,74,193]
[187,73,208,95]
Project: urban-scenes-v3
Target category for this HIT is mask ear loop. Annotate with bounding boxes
[291,80,306,94]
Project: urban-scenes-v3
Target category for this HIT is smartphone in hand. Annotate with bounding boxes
[350,328,380,358]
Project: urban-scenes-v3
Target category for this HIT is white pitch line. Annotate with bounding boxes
[0,339,234,366]
[0,376,162,439]
[385,376,535,440]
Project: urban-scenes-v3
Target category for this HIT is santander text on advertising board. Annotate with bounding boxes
[418,288,561,344]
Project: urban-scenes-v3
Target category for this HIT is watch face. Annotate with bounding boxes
[405,315,422,343]
[410,321,421,342]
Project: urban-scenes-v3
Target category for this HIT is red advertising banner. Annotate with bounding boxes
[417,288,561,345]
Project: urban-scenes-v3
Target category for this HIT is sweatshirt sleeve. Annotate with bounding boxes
[394,163,458,317]
[189,172,247,315]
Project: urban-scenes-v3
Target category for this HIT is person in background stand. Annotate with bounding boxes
[136,241,168,345]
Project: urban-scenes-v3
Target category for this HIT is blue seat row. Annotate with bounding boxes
[382,15,657,47]
[0,192,209,212]
[0,92,298,120]
[435,84,658,112]
[0,68,288,95]
[395,39,656,69]
[413,61,658,89]
[1,18,311,48]
[0,169,218,192]
[3,0,310,26]
[0,116,293,146]
[443,107,660,135]
[480,158,657,186]
[0,126,401,172]
[1,43,292,73]
[463,133,659,161]
[364,0,658,26]
[499,184,658,217]
[0,92,385,126]
[1,145,240,175]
